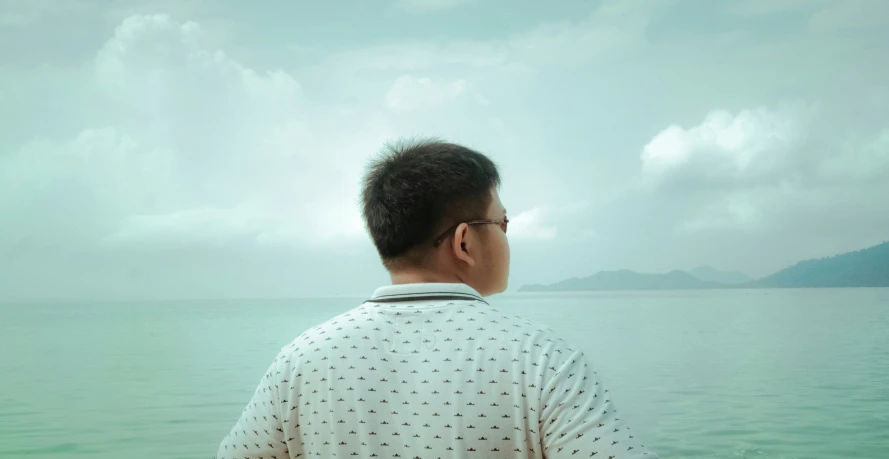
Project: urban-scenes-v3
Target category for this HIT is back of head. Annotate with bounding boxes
[361,138,501,269]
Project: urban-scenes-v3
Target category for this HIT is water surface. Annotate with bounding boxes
[1,289,887,458]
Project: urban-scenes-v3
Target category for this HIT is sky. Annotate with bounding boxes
[1,0,888,300]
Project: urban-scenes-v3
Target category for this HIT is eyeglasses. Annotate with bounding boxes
[432,218,509,247]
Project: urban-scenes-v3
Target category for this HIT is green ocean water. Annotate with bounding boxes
[1,288,887,458]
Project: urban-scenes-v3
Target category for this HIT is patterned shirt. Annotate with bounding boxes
[216,283,657,458]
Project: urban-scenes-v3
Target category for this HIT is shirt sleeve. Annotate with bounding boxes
[538,349,658,458]
[216,358,289,459]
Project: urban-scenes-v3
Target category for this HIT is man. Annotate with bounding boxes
[216,139,657,458]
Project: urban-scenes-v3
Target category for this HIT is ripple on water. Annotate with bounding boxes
[3,292,889,459]
[0,442,103,456]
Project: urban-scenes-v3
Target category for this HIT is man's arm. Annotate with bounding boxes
[216,359,289,459]
[538,349,658,458]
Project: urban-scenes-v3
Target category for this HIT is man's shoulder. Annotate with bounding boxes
[274,303,370,360]
[485,304,581,355]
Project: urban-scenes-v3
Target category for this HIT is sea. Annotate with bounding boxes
[1,288,887,458]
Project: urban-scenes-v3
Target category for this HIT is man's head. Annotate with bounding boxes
[361,139,510,296]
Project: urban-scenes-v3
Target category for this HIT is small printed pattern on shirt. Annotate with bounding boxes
[217,300,657,458]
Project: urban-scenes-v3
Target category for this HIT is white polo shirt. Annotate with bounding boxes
[216,283,657,458]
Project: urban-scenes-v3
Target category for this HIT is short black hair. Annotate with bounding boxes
[362,138,501,267]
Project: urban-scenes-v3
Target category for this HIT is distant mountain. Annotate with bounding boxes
[688,266,752,285]
[753,241,889,288]
[520,240,889,292]
[520,269,721,292]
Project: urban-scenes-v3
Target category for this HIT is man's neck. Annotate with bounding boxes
[390,269,462,286]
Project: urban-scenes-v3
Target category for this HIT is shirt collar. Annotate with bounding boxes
[367,283,487,305]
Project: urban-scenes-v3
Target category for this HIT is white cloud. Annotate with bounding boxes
[0,0,93,27]
[0,14,384,255]
[640,105,889,237]
[816,129,889,183]
[316,0,663,76]
[808,0,889,32]
[94,14,307,141]
[102,206,259,248]
[725,0,888,32]
[102,204,366,249]
[4,2,889,299]
[508,0,660,66]
[0,12,29,27]
[508,207,557,241]
[679,193,763,232]
[385,75,467,112]
[314,41,508,77]
[396,0,475,14]
[577,229,598,242]
[0,128,174,229]
[641,105,813,188]
[727,0,822,17]
[640,104,889,194]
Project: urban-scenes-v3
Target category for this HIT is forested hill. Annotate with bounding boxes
[519,240,889,291]
[754,241,889,288]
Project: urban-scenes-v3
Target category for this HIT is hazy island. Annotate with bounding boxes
[520,240,889,292]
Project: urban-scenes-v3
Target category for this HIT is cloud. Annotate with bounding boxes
[725,0,889,32]
[508,207,557,242]
[0,0,93,27]
[1,14,379,255]
[102,206,261,248]
[678,192,763,232]
[0,128,174,245]
[576,229,598,242]
[315,41,508,73]
[4,1,889,298]
[396,0,475,14]
[640,105,813,189]
[816,129,889,183]
[638,104,889,243]
[315,0,663,76]
[94,14,307,144]
[641,103,889,193]
[724,0,889,32]
[507,0,661,66]
[726,0,822,17]
[385,75,467,112]
[102,204,366,250]
[808,0,889,32]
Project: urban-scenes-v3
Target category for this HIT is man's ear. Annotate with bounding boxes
[451,223,475,267]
